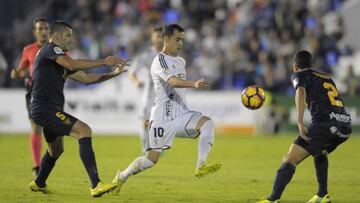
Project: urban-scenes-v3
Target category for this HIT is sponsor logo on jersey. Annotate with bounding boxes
[329,112,351,123]
[165,100,172,117]
[54,46,64,55]
[163,68,170,75]
[330,126,350,138]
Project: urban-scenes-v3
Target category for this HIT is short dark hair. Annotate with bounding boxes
[161,24,184,38]
[50,21,72,36]
[32,17,49,28]
[153,26,163,33]
[294,50,312,69]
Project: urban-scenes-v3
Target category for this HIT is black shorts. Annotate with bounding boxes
[30,109,78,143]
[25,89,32,118]
[294,122,351,156]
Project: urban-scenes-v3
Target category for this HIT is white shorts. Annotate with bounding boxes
[147,111,203,151]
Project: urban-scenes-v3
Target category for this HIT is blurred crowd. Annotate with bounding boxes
[0,0,357,94]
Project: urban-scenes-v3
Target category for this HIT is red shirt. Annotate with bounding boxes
[19,42,41,84]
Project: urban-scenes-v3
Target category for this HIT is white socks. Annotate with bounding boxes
[197,119,215,168]
[119,156,155,181]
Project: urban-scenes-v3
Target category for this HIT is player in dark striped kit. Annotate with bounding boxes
[28,21,129,197]
[258,51,351,203]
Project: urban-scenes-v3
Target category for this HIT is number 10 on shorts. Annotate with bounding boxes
[153,127,164,138]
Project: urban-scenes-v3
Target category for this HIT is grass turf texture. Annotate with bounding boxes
[0,134,359,203]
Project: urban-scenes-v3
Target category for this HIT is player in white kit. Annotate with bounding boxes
[111,24,221,194]
[129,27,163,153]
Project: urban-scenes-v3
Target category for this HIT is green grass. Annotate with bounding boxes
[0,133,359,203]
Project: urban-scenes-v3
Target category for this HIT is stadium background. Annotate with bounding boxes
[1,0,360,134]
[0,1,360,202]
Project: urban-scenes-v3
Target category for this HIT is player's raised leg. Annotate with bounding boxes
[30,134,64,194]
[69,120,117,197]
[258,143,310,202]
[194,116,221,178]
[111,150,159,194]
[29,119,42,175]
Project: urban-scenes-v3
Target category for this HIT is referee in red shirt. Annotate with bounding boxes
[11,17,49,176]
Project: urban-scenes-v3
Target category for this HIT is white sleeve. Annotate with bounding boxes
[132,55,145,74]
[151,55,177,82]
[180,57,186,67]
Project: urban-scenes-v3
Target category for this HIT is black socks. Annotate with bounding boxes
[314,155,328,197]
[79,137,100,189]
[35,151,59,187]
[268,162,296,201]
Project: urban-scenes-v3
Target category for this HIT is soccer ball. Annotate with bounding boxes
[241,85,266,110]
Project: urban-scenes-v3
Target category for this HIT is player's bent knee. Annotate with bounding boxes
[48,147,64,157]
[79,121,92,135]
[81,124,92,137]
[147,155,159,164]
[146,150,161,164]
[282,154,291,163]
[72,121,92,139]
[197,118,214,143]
[151,158,158,164]
[283,144,310,166]
[282,154,299,166]
[145,157,155,167]
[196,116,212,131]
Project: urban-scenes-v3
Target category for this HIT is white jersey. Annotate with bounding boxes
[150,52,190,121]
[132,47,158,119]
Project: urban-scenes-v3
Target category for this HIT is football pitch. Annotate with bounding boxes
[0,133,359,203]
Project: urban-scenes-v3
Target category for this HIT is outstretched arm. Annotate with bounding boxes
[56,55,129,71]
[153,56,209,89]
[167,76,210,89]
[69,65,127,85]
[295,86,311,141]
